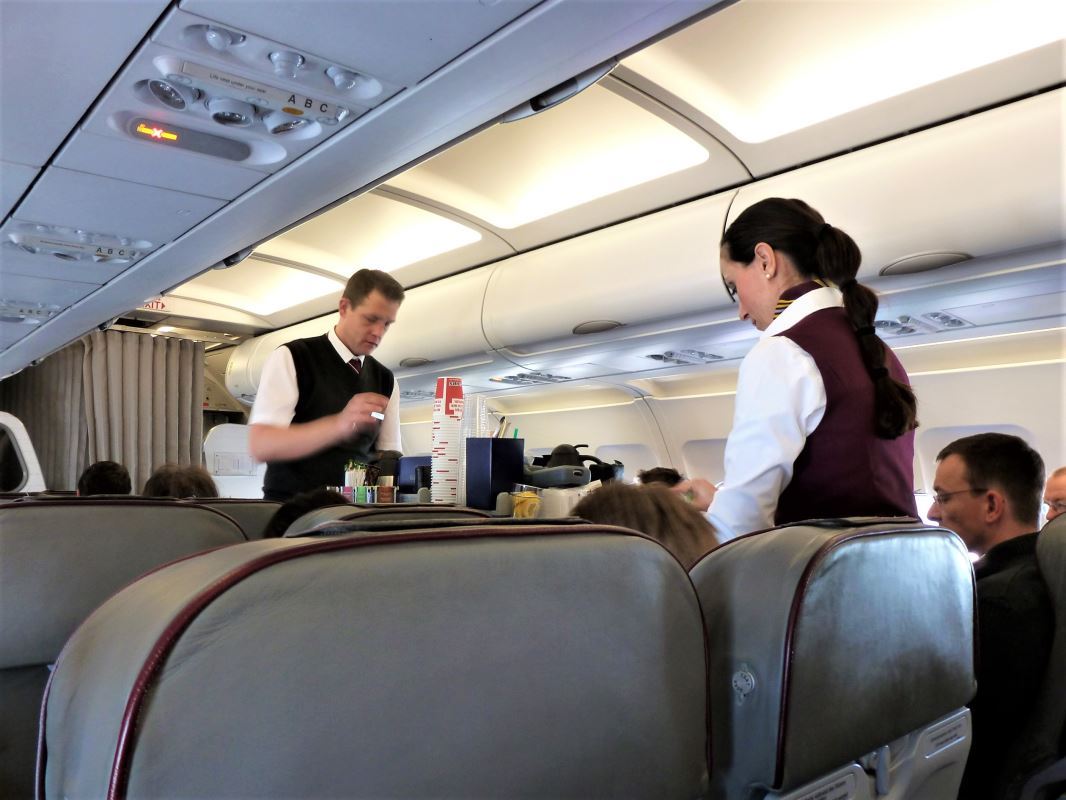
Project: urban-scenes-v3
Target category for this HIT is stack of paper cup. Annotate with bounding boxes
[431,377,464,503]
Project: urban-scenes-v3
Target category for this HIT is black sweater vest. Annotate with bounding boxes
[263,334,394,500]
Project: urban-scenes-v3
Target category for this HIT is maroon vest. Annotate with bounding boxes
[774,306,918,524]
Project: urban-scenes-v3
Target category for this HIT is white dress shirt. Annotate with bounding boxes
[248,326,402,452]
[708,287,844,541]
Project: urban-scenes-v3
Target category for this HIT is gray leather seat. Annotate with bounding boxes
[40,523,708,799]
[1017,513,1066,800]
[0,499,247,799]
[187,498,283,539]
[285,502,491,536]
[689,517,977,800]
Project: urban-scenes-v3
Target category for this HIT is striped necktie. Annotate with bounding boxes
[348,357,361,376]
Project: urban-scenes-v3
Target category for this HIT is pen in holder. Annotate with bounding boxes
[465,437,524,510]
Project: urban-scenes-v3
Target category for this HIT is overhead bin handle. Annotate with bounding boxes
[500,59,617,123]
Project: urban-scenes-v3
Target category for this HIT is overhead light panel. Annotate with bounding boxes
[387,84,708,229]
[0,300,62,325]
[257,192,482,276]
[623,0,1065,142]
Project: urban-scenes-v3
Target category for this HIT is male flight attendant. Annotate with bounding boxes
[248,269,404,501]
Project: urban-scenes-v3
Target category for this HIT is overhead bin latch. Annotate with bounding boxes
[500,59,617,123]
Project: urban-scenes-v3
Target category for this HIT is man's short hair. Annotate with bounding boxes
[343,269,405,307]
[77,460,132,496]
[937,433,1045,526]
[142,463,219,498]
[637,467,684,487]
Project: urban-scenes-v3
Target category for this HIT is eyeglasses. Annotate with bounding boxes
[1046,499,1066,514]
[721,273,737,303]
[931,488,987,505]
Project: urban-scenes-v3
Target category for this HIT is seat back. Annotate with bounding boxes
[689,518,976,800]
[285,502,491,536]
[1013,514,1066,799]
[188,499,282,539]
[40,524,709,799]
[0,499,247,799]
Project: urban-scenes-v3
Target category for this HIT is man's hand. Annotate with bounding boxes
[335,392,390,439]
[250,392,390,463]
[673,478,717,512]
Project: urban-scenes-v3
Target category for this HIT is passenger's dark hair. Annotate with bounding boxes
[142,463,219,499]
[637,467,684,487]
[343,269,405,307]
[572,482,718,570]
[77,460,132,496]
[262,488,348,538]
[937,433,1045,527]
[721,197,917,439]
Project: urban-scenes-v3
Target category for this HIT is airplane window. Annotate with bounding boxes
[0,425,27,492]
[681,438,727,485]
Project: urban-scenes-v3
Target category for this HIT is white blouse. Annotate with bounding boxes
[707,287,845,540]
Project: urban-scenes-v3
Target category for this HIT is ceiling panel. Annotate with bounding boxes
[179,0,541,87]
[1,161,37,219]
[385,79,748,250]
[620,0,1066,175]
[0,271,97,309]
[17,168,225,246]
[0,0,170,167]
[55,130,267,201]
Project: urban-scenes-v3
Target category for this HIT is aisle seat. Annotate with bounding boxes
[0,499,247,799]
[689,517,976,800]
[39,523,708,799]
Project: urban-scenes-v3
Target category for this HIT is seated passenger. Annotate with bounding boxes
[928,433,1053,800]
[76,460,131,496]
[637,467,684,487]
[1044,465,1066,523]
[142,463,219,499]
[262,487,349,538]
[572,482,718,569]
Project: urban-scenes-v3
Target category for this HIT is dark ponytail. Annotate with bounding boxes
[722,198,918,439]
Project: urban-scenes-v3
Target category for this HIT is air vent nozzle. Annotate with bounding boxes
[399,357,434,368]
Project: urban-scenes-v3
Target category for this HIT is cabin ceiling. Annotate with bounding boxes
[0,0,1063,379]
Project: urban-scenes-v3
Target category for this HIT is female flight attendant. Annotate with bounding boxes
[682,198,919,539]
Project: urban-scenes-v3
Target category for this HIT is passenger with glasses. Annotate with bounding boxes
[676,198,918,539]
[1044,465,1066,523]
[928,432,1053,800]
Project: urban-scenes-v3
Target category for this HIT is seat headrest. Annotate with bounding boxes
[0,501,246,668]
[41,525,709,799]
[690,518,975,796]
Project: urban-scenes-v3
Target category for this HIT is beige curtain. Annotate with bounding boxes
[0,339,87,489]
[0,331,204,491]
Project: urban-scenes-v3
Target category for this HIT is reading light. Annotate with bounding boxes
[146,79,200,111]
[204,26,245,51]
[270,51,305,80]
[207,97,255,127]
[264,110,312,135]
[325,66,383,100]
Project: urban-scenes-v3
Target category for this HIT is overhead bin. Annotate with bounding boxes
[225,314,336,405]
[728,89,1066,279]
[482,192,734,358]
